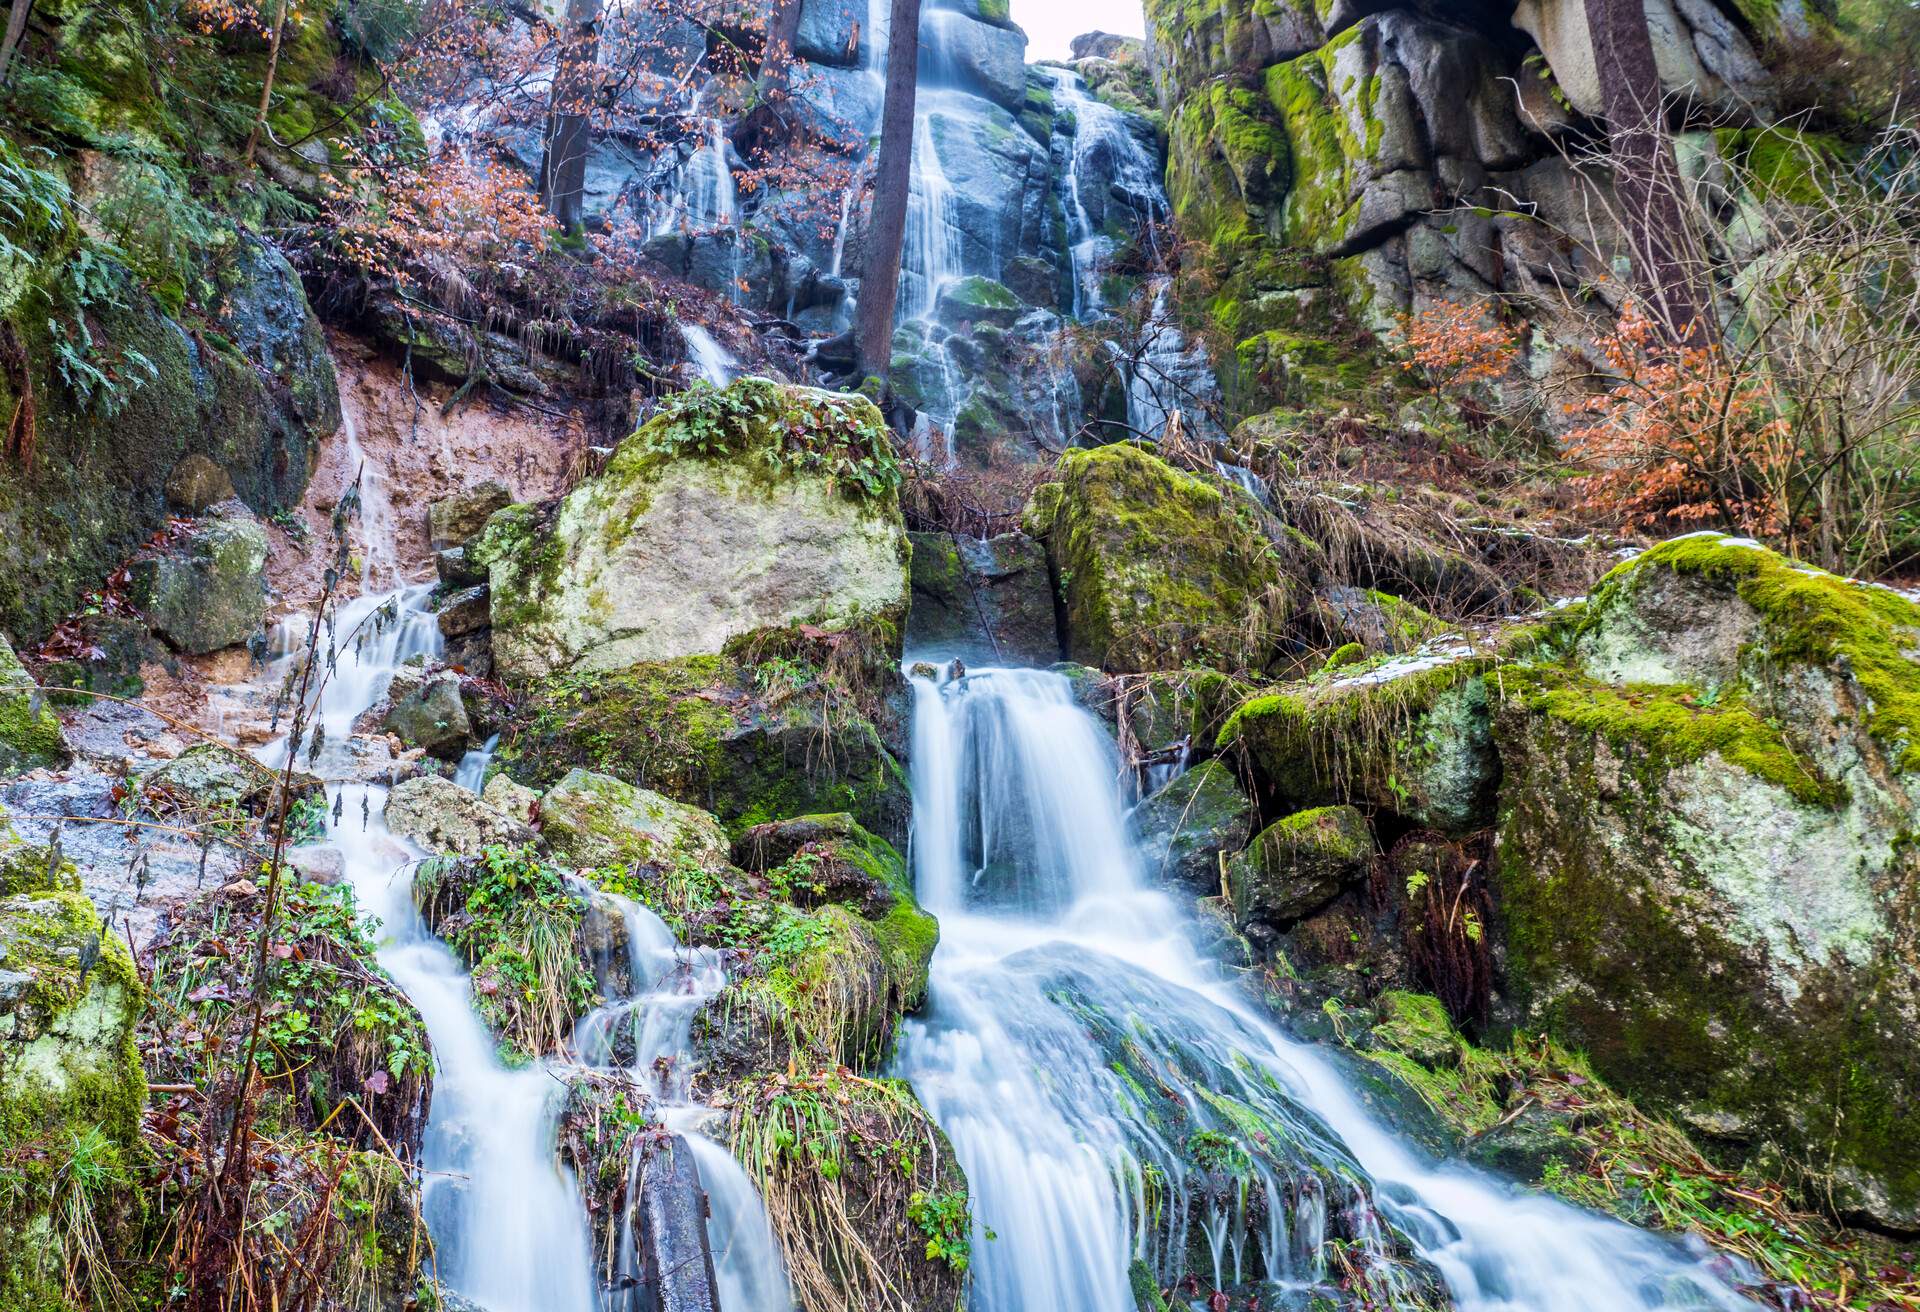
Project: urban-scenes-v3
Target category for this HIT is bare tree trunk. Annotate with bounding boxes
[242,0,292,164]
[732,0,807,157]
[539,0,601,232]
[854,0,923,383]
[1583,0,1712,346]
[0,0,33,86]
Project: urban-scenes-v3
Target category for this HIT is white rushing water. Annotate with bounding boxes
[895,664,1765,1312]
[258,581,787,1310]
[678,322,739,387]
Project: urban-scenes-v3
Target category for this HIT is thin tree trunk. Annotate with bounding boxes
[1583,0,1711,346]
[854,0,923,383]
[0,0,33,86]
[539,0,601,232]
[242,0,292,164]
[731,0,807,158]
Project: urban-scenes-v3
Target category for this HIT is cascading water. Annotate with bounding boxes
[678,322,739,386]
[255,575,787,1308]
[1043,66,1164,319]
[896,665,1765,1312]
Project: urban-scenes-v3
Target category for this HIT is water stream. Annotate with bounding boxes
[256,582,786,1311]
[895,665,1764,1312]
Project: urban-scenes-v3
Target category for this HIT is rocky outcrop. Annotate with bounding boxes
[1133,758,1255,891]
[1022,443,1289,673]
[381,668,474,760]
[539,768,731,871]
[1229,802,1372,928]
[486,379,910,682]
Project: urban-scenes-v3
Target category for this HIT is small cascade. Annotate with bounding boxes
[678,323,738,386]
[1213,458,1272,507]
[902,97,965,322]
[647,118,739,237]
[896,663,1767,1312]
[1125,276,1227,443]
[1042,66,1164,318]
[252,570,789,1309]
[452,733,498,792]
[574,896,795,1310]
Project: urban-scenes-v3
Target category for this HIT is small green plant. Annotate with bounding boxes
[907,1188,975,1273]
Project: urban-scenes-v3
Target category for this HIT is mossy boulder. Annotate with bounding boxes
[906,530,1060,665]
[496,642,910,846]
[0,634,68,777]
[428,481,512,550]
[128,511,270,654]
[1022,443,1288,673]
[538,768,730,872]
[1218,649,1499,833]
[486,378,909,682]
[1488,534,1920,1228]
[137,742,317,820]
[0,890,145,1306]
[1228,803,1371,929]
[935,274,1024,329]
[1133,760,1255,892]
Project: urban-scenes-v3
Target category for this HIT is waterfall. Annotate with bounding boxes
[253,579,788,1310]
[678,322,738,386]
[1042,66,1164,318]
[903,96,965,323]
[896,663,1765,1312]
[1124,276,1225,442]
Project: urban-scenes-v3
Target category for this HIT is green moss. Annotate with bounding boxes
[1592,534,1920,773]
[1495,665,1840,806]
[1029,443,1288,673]
[1714,127,1849,205]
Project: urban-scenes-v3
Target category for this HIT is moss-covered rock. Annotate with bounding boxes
[1488,534,1920,1229]
[1218,648,1499,832]
[693,817,936,1081]
[496,640,911,846]
[486,378,910,682]
[127,511,270,655]
[0,889,145,1306]
[380,668,473,760]
[1133,759,1255,892]
[1023,443,1290,673]
[538,768,730,872]
[1228,803,1371,928]
[0,633,68,777]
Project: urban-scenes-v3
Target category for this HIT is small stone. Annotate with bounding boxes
[385,775,535,856]
[437,585,490,639]
[381,670,472,761]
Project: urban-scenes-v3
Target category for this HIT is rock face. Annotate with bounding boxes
[1023,443,1286,673]
[0,634,68,777]
[0,234,335,643]
[906,530,1060,665]
[429,482,514,550]
[0,889,146,1304]
[128,512,271,654]
[1141,0,1795,416]
[487,379,911,682]
[1489,535,1920,1229]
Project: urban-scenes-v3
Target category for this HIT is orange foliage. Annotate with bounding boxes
[327,148,555,287]
[1401,298,1521,393]
[1561,303,1793,537]
[1403,298,1795,540]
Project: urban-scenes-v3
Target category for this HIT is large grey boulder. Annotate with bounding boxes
[797,0,862,66]
[128,511,270,655]
[486,379,910,682]
[1228,804,1372,929]
[1511,0,1771,120]
[1489,533,1920,1229]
